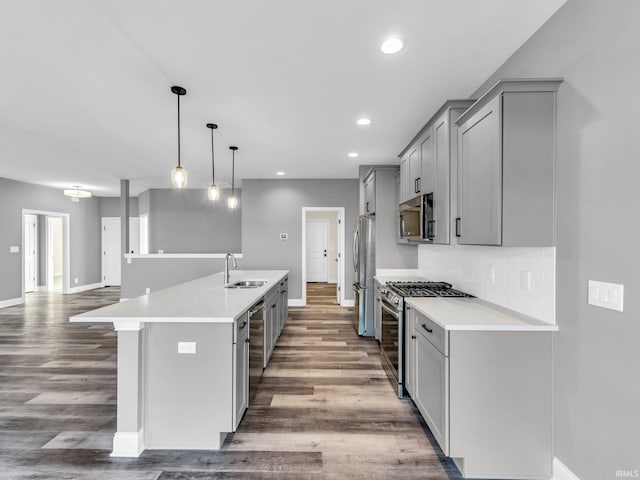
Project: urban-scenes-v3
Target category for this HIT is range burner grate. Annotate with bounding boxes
[387,281,472,298]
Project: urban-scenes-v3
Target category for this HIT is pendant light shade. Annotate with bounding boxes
[170,86,188,188]
[227,146,239,209]
[206,123,220,201]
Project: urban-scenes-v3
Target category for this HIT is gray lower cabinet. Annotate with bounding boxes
[264,287,279,367]
[403,304,417,396]
[455,79,562,246]
[278,276,288,335]
[410,308,553,479]
[232,313,249,430]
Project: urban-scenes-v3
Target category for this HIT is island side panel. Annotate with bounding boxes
[144,322,234,449]
[448,330,553,479]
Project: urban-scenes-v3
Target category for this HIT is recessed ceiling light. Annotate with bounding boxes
[348,152,359,158]
[357,118,371,126]
[276,171,285,176]
[380,37,404,54]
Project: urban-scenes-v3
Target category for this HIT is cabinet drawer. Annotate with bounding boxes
[415,310,447,356]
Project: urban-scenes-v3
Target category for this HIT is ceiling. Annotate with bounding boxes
[0,0,566,196]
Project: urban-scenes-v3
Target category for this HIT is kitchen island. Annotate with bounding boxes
[71,269,289,457]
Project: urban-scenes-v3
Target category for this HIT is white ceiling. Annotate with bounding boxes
[0,0,566,196]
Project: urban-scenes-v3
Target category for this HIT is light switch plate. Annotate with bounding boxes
[488,265,496,283]
[9,246,19,253]
[279,233,288,240]
[588,280,624,312]
[178,341,196,354]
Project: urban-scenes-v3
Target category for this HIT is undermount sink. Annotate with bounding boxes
[225,280,268,289]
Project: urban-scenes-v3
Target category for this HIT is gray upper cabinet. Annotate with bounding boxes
[399,148,419,203]
[399,100,475,244]
[363,171,376,215]
[455,79,562,246]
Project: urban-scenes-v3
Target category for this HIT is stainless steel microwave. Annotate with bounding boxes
[399,193,435,242]
[399,196,422,240]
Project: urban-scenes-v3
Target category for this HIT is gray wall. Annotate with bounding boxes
[0,177,101,301]
[241,179,358,301]
[99,196,138,218]
[472,1,640,478]
[146,188,241,254]
[121,258,227,299]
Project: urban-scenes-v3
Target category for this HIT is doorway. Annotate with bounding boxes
[23,214,38,293]
[22,209,70,298]
[47,217,63,292]
[101,217,140,286]
[302,208,345,306]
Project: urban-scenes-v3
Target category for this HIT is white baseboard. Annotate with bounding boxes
[36,286,48,292]
[288,299,305,307]
[66,282,105,294]
[341,299,355,307]
[111,429,145,457]
[0,297,24,309]
[553,457,581,480]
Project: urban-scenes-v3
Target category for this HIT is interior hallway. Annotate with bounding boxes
[0,288,460,479]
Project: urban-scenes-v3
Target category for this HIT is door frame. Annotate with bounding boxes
[301,207,345,307]
[305,219,330,283]
[46,216,64,292]
[23,214,38,292]
[22,209,70,299]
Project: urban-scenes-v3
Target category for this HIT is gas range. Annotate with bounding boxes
[387,281,472,298]
[381,281,472,309]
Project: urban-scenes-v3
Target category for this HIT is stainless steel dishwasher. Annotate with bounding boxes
[248,299,265,402]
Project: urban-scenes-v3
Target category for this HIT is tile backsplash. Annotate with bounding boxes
[418,244,555,324]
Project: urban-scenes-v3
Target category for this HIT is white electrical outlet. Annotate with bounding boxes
[74,278,79,284]
[588,281,624,312]
[145,287,151,295]
[520,271,531,290]
[178,342,196,354]
[279,233,288,240]
[158,249,164,254]
[488,265,496,283]
[9,246,19,253]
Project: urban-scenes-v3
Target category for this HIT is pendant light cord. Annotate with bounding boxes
[211,128,215,184]
[177,94,181,168]
[231,149,235,195]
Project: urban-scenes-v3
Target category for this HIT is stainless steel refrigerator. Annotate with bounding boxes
[352,215,375,336]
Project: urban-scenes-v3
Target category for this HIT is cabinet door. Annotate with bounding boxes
[404,305,416,397]
[400,156,412,203]
[270,301,278,350]
[415,331,449,455]
[457,95,502,245]
[409,147,421,198]
[233,317,249,431]
[364,173,375,215]
[420,128,434,195]
[374,288,381,342]
[433,112,450,244]
[264,308,273,368]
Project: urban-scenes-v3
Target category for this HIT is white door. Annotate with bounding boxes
[306,220,329,282]
[24,214,38,292]
[102,217,141,286]
[102,218,121,286]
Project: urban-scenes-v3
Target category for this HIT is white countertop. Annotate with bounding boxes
[70,270,288,325]
[407,297,558,332]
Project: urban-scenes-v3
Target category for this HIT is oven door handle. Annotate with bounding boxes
[380,301,401,318]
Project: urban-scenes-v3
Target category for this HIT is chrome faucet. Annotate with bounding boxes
[224,253,237,284]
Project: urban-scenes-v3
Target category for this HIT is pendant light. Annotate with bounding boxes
[170,86,188,188]
[63,185,92,202]
[206,123,220,201]
[227,146,239,209]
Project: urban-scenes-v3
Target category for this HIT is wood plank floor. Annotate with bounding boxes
[0,288,462,479]
[306,283,338,305]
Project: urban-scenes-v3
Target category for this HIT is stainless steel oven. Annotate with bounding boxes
[379,289,404,397]
[379,281,472,398]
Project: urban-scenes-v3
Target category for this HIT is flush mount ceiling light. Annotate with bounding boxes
[348,152,359,158]
[170,86,188,188]
[356,118,371,126]
[206,123,220,201]
[380,36,404,54]
[63,185,91,203]
[276,171,285,176]
[227,146,239,209]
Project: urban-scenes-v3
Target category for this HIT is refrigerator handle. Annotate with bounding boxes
[352,228,359,273]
